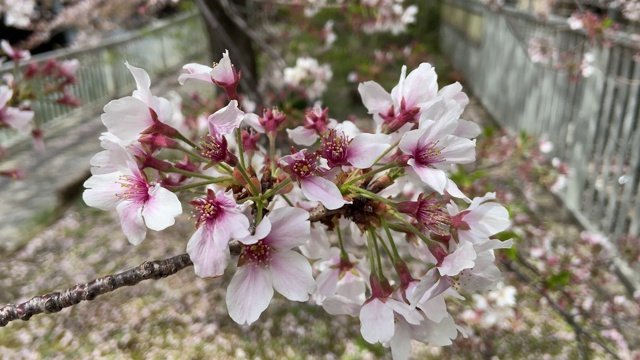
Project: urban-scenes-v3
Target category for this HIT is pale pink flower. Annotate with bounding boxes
[83,161,182,245]
[187,189,251,278]
[280,149,349,210]
[101,63,175,143]
[314,248,369,304]
[0,85,33,133]
[447,192,511,244]
[226,207,315,325]
[399,117,475,194]
[178,63,215,85]
[286,103,337,146]
[0,40,30,62]
[320,128,391,169]
[199,100,244,166]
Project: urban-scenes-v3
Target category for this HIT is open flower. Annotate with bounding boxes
[399,117,475,194]
[226,207,315,325]
[280,149,349,210]
[0,85,33,133]
[83,160,182,245]
[187,189,251,278]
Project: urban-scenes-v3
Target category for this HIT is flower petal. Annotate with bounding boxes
[360,298,395,344]
[101,96,153,143]
[263,207,310,249]
[269,250,315,301]
[226,265,274,325]
[82,172,124,210]
[347,133,391,169]
[301,176,348,210]
[141,184,182,231]
[178,63,214,85]
[116,200,146,245]
[286,126,318,146]
[187,226,230,278]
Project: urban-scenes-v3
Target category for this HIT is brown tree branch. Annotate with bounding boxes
[0,204,335,327]
[0,253,193,327]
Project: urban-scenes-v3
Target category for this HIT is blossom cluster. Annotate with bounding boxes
[0,40,80,179]
[82,50,512,359]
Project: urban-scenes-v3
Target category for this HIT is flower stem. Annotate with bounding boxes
[336,224,349,260]
[262,178,292,200]
[174,132,199,149]
[344,162,398,187]
[167,167,220,180]
[235,128,260,196]
[170,179,233,192]
[176,144,207,162]
[345,185,396,207]
[381,217,401,261]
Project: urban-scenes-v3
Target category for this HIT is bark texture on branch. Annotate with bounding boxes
[0,254,193,327]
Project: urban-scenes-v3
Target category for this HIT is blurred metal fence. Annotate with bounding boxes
[440,0,640,241]
[0,10,207,148]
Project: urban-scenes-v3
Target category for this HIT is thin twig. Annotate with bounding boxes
[0,254,193,327]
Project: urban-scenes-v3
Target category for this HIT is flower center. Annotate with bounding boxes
[239,240,274,267]
[416,143,444,166]
[190,190,222,228]
[292,153,318,179]
[116,175,149,203]
[321,130,351,167]
[199,134,227,163]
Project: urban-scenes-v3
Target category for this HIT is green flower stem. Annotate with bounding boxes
[372,231,393,265]
[381,217,401,261]
[262,178,292,200]
[368,229,384,278]
[366,230,379,277]
[217,163,233,175]
[345,185,396,207]
[167,167,221,180]
[280,194,294,207]
[390,211,431,245]
[235,129,260,196]
[344,162,398,187]
[176,144,208,162]
[336,225,349,260]
[170,179,233,192]
[174,132,199,149]
[268,132,276,174]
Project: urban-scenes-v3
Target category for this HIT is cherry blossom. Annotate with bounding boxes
[187,189,251,278]
[82,160,182,245]
[226,207,315,325]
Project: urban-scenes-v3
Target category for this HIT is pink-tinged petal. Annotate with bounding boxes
[422,117,459,145]
[439,137,476,164]
[269,250,315,301]
[125,62,152,104]
[299,225,331,260]
[210,50,235,84]
[402,63,438,107]
[151,96,174,124]
[141,184,182,231]
[178,63,214,85]
[213,211,251,244]
[286,126,318,146]
[0,86,12,107]
[301,176,348,210]
[423,314,458,346]
[398,127,427,155]
[409,268,439,308]
[439,82,469,108]
[444,179,470,201]
[116,200,146,245]
[226,265,274,325]
[474,239,513,254]
[4,107,33,133]
[407,160,447,194]
[419,293,448,323]
[242,113,265,133]
[263,207,310,249]
[439,240,477,276]
[465,203,511,237]
[315,268,339,301]
[358,81,392,116]
[390,65,407,106]
[454,119,481,139]
[347,133,391,169]
[390,321,412,360]
[208,100,244,136]
[101,96,153,142]
[239,216,271,245]
[82,172,124,210]
[360,299,395,343]
[187,226,230,278]
[386,298,422,325]
[333,120,361,138]
[322,295,361,316]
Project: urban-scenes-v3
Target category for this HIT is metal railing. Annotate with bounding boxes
[0,10,208,147]
[440,0,640,243]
